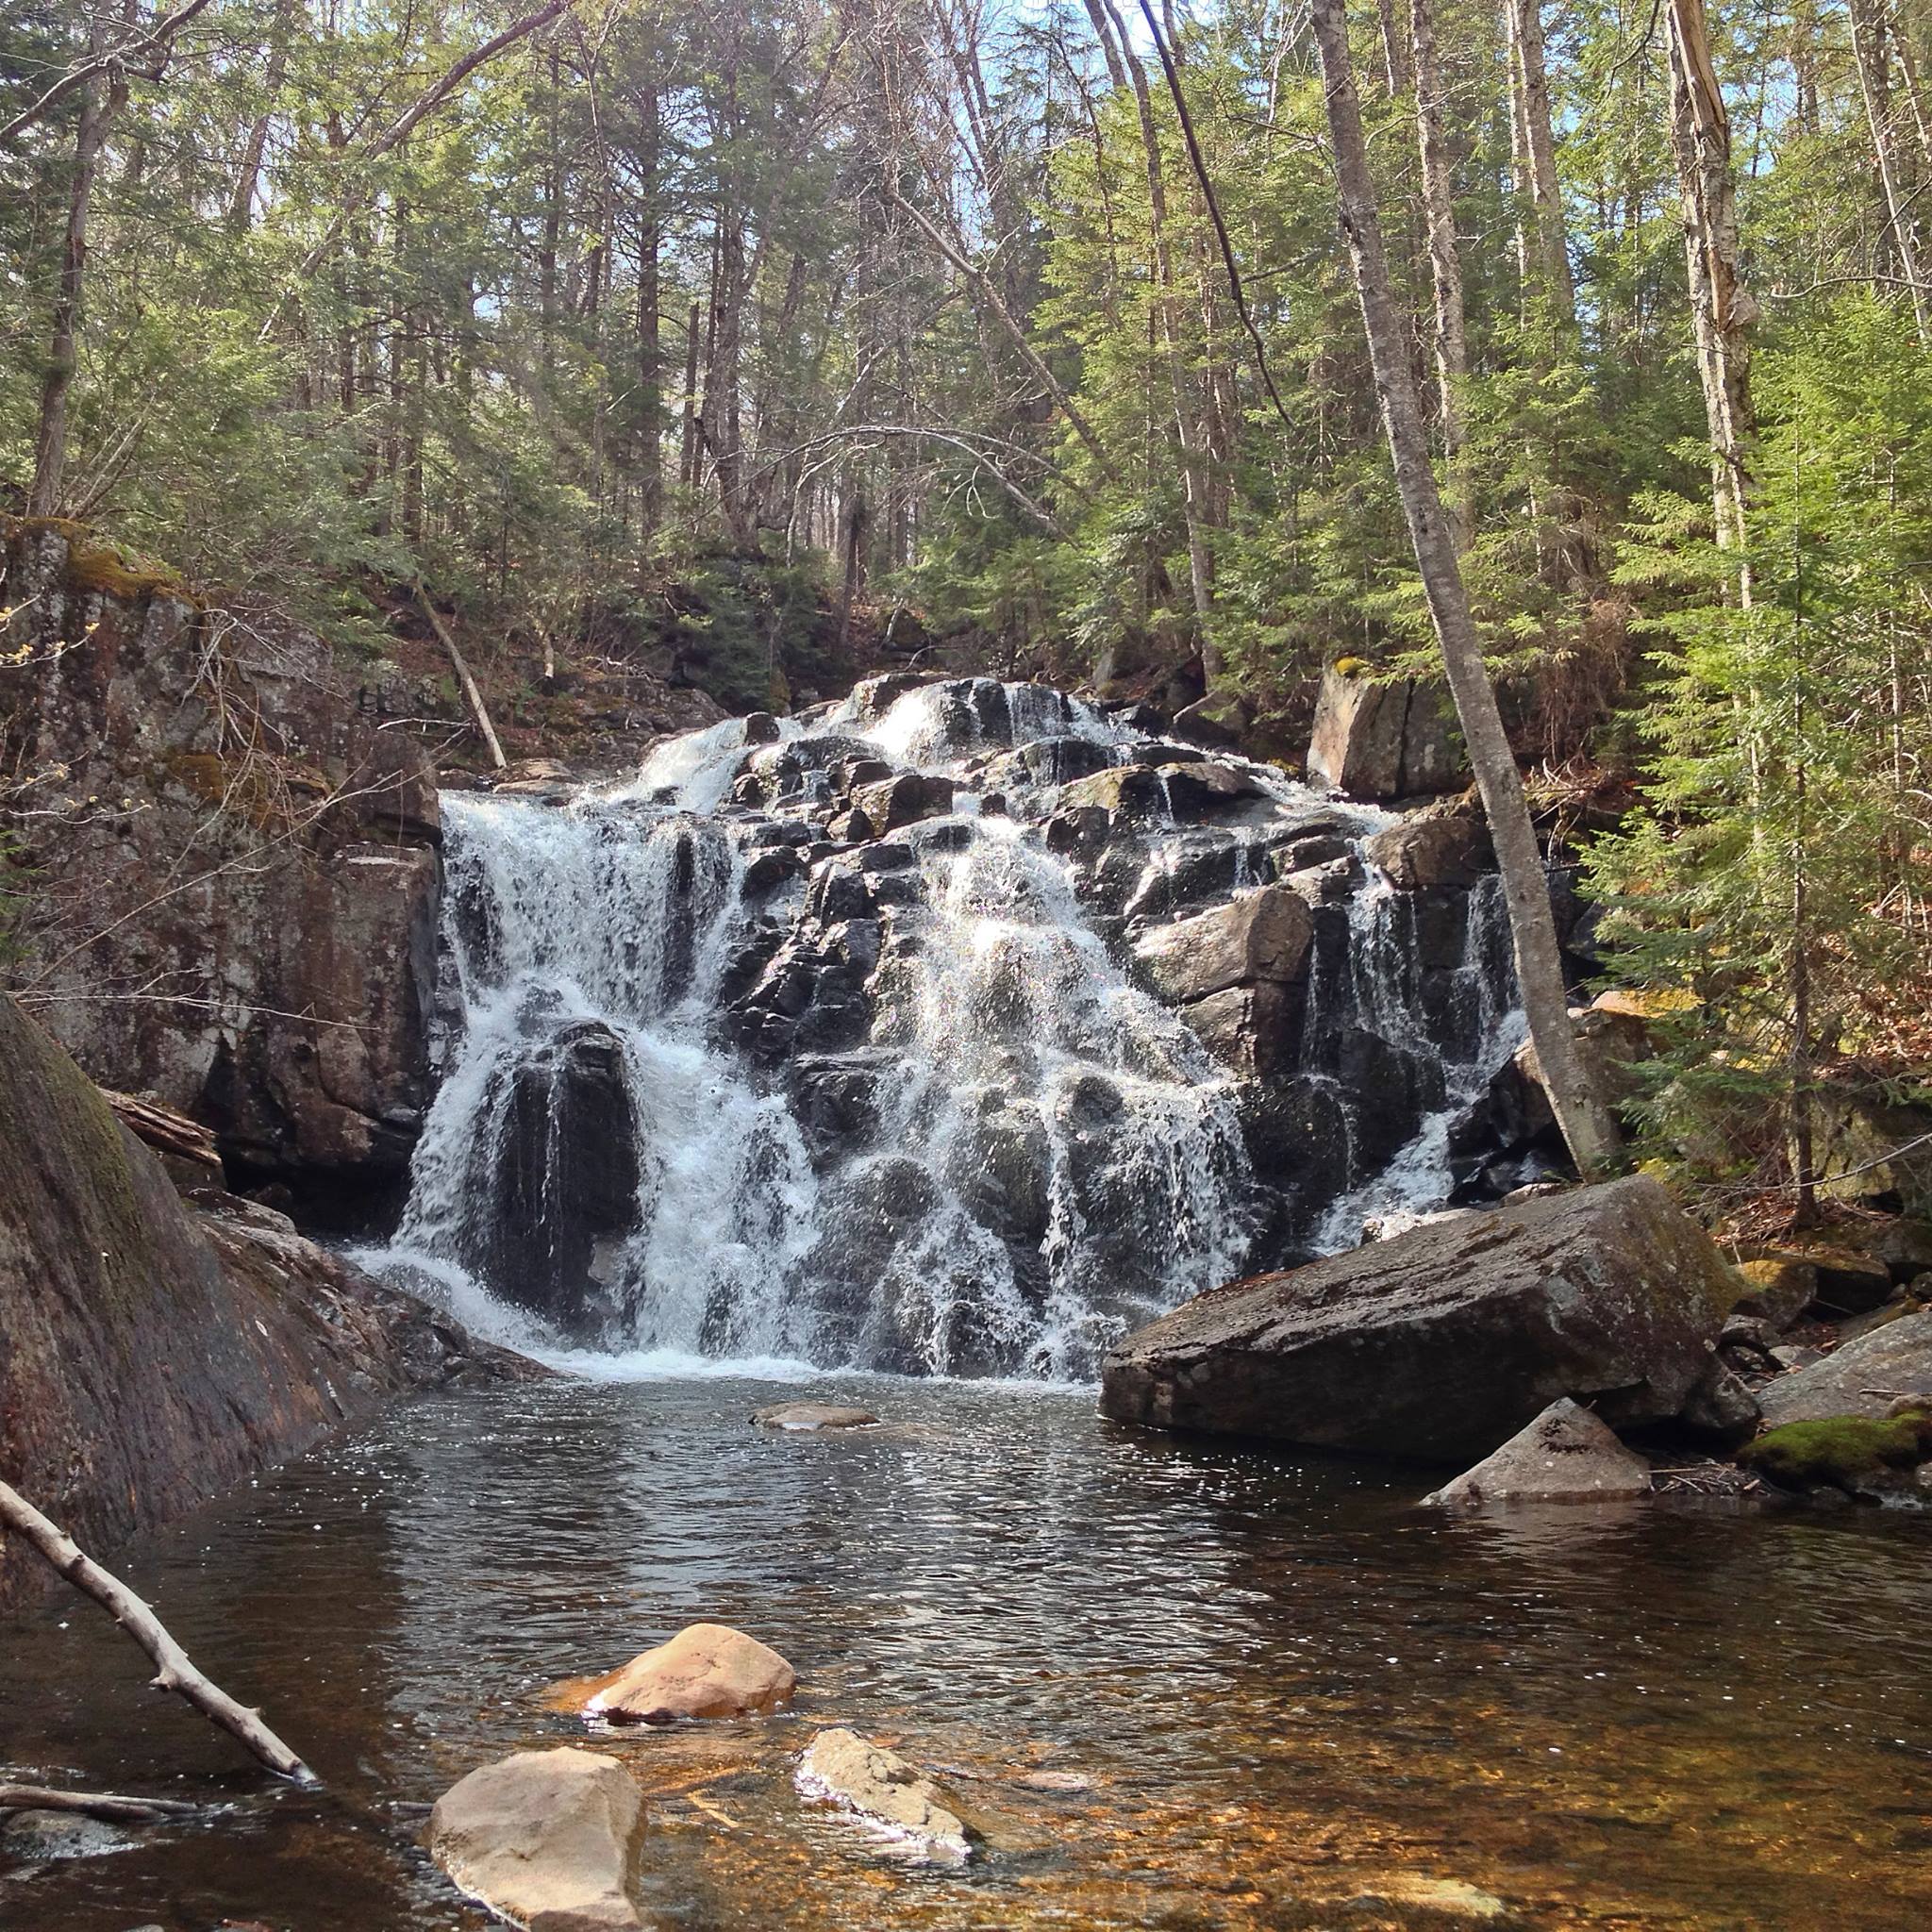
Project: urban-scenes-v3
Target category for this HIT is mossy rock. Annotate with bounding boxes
[1740,1410,1932,1492]
[1330,656,1372,679]
[4,514,197,607]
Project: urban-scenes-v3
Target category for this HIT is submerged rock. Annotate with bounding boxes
[795,1728,971,1864]
[583,1624,797,1724]
[1756,1310,1932,1425]
[0,1809,135,1860]
[1424,1398,1653,1507]
[753,1402,880,1430]
[428,1747,645,1932]
[1098,1177,1738,1463]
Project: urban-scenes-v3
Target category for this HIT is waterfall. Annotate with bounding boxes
[364,678,1531,1378]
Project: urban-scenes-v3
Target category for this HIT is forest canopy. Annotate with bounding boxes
[4,0,1930,1207]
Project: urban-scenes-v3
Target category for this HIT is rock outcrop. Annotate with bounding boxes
[428,1748,646,1932]
[1,520,442,1223]
[1424,1398,1653,1507]
[581,1624,797,1724]
[0,992,537,1616]
[1098,1177,1738,1462]
[1307,664,1466,800]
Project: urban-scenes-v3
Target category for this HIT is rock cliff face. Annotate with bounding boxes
[0,991,537,1617]
[0,520,441,1224]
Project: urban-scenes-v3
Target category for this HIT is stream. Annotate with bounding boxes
[4,1371,1929,1930]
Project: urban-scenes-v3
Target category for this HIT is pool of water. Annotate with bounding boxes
[3,1374,1929,1930]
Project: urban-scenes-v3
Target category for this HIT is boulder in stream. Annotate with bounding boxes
[1756,1310,1932,1426]
[1133,885,1312,1003]
[1424,1399,1653,1507]
[583,1623,797,1724]
[428,1747,645,1932]
[1099,1176,1739,1463]
[795,1728,971,1865]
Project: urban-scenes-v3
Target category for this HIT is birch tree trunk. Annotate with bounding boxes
[1307,0,1621,1177]
[1664,0,1756,590]
[1506,0,1577,330]
[1410,0,1472,547]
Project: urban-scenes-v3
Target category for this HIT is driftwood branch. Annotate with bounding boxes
[415,588,507,769]
[0,1784,201,1822]
[0,1480,314,1785]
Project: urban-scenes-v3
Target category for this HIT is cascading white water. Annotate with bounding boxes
[365,675,1532,1379]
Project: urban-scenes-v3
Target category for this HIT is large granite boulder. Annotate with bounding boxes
[428,1748,646,1932]
[1756,1311,1932,1426]
[0,520,442,1221]
[1099,1176,1738,1462]
[582,1624,797,1724]
[0,993,536,1615]
[1307,664,1466,800]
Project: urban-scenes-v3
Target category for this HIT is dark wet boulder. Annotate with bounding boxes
[473,1022,641,1338]
[1307,663,1467,800]
[1364,810,1493,890]
[1155,760,1270,819]
[852,772,955,832]
[1134,886,1313,1003]
[1176,983,1299,1085]
[1099,1176,1739,1462]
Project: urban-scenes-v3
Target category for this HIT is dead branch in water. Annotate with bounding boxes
[0,1480,314,1784]
[0,1784,201,1822]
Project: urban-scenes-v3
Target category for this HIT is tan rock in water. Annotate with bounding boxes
[428,1747,644,1931]
[796,1728,971,1864]
[583,1624,796,1724]
[753,1402,880,1431]
[1424,1399,1652,1507]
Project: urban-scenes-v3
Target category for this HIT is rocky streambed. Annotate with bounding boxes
[4,1373,1931,1931]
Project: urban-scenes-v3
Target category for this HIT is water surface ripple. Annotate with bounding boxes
[3,1376,1928,1929]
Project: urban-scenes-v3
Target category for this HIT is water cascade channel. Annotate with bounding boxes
[369,676,1535,1376]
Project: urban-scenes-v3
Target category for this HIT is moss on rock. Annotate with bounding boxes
[1740,1410,1932,1491]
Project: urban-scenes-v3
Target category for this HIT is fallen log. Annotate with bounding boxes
[415,585,507,770]
[0,1784,202,1822]
[0,1480,314,1785]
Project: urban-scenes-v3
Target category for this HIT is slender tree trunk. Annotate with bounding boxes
[1307,0,1621,1176]
[678,298,701,491]
[1506,0,1577,330]
[28,11,122,518]
[1849,0,1930,341]
[228,0,298,232]
[1665,0,1756,591]
[1410,0,1471,548]
[636,85,664,536]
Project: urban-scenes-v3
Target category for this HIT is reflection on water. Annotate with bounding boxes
[3,1376,1929,1929]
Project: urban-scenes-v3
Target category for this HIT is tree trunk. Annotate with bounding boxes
[1307,0,1621,1177]
[636,86,664,535]
[1664,0,1756,584]
[1410,0,1471,547]
[1506,0,1577,330]
[28,13,122,518]
[678,298,701,491]
[228,0,298,232]
[1849,0,1930,341]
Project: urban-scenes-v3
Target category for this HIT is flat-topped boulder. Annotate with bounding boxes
[1757,1310,1932,1426]
[1099,1176,1738,1463]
